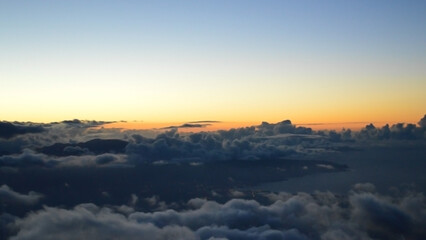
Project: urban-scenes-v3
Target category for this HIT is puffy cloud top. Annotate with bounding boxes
[7,185,426,240]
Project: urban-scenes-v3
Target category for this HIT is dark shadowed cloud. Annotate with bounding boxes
[0,116,424,167]
[10,204,196,240]
[5,184,426,240]
[160,123,212,130]
[0,185,43,206]
[0,122,44,139]
[187,121,222,124]
[126,117,426,164]
[0,150,127,168]
[0,150,47,168]
[419,114,426,128]
[0,117,425,239]
[38,139,128,156]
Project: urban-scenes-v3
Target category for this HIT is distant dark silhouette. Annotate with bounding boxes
[0,122,44,139]
[38,139,128,156]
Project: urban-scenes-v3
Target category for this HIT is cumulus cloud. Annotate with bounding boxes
[0,149,47,167]
[6,184,426,240]
[350,193,412,239]
[0,116,425,167]
[125,116,426,164]
[0,117,424,240]
[196,226,307,240]
[125,125,303,164]
[0,185,43,205]
[355,123,424,141]
[10,204,196,240]
[0,120,126,157]
[0,119,319,164]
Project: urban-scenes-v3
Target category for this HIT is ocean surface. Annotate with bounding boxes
[253,147,426,194]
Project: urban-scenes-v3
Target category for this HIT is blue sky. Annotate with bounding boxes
[1,0,425,123]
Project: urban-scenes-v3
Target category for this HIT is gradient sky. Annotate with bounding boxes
[1,0,425,124]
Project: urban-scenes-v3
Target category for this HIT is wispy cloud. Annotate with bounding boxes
[0,184,43,206]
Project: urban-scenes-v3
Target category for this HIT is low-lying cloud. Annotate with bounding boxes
[125,116,426,164]
[0,150,126,168]
[0,115,424,167]
[0,122,44,139]
[6,184,426,240]
[0,116,425,239]
[0,185,43,206]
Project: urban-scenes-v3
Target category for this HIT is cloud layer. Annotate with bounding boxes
[7,184,426,240]
[0,122,45,139]
[0,117,425,239]
[0,116,425,167]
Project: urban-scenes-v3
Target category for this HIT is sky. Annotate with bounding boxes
[1,0,425,125]
[1,2,426,237]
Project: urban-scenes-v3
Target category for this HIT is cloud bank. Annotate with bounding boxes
[0,122,44,139]
[6,184,426,240]
[0,116,425,239]
[0,116,424,169]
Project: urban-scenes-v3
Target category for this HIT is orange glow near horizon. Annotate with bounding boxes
[1,108,423,132]
[1,1,425,134]
[100,119,415,133]
[100,121,258,133]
